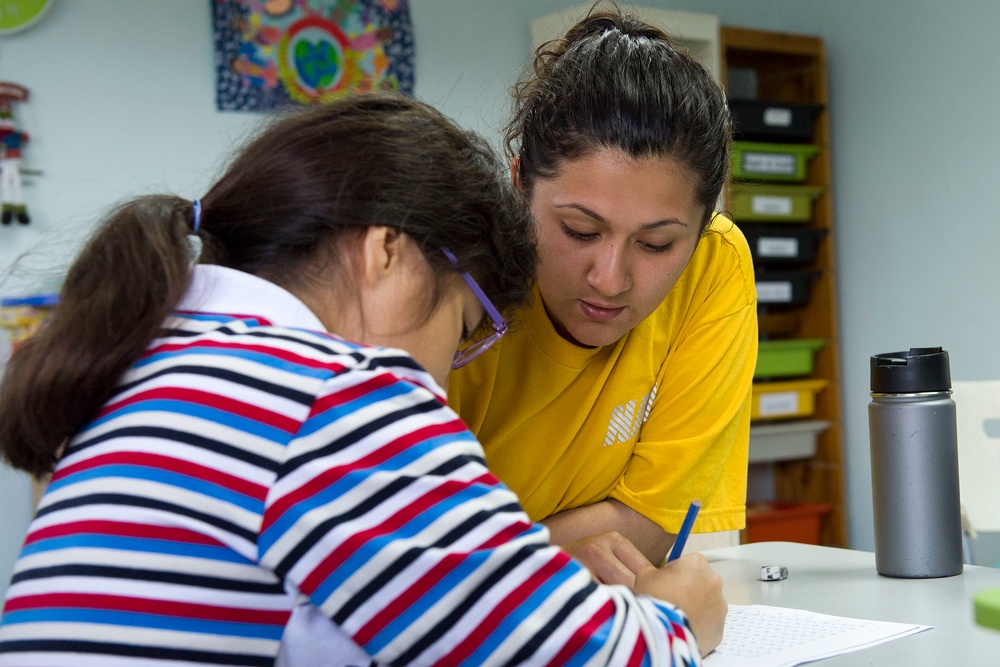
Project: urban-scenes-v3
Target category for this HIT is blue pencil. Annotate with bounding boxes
[667,500,702,562]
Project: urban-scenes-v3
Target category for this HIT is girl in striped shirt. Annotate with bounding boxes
[0,93,725,666]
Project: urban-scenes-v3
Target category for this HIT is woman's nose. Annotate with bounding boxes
[587,244,631,296]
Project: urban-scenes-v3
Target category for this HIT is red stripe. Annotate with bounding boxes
[309,373,400,413]
[478,520,536,551]
[353,520,532,645]
[626,629,647,667]
[24,520,226,547]
[50,451,267,500]
[4,592,289,625]
[96,386,299,433]
[545,599,617,667]
[439,554,569,665]
[144,338,340,372]
[261,418,468,533]
[298,470,489,595]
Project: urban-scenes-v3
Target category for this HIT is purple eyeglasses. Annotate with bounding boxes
[440,247,508,369]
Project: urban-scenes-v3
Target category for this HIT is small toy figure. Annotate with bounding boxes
[0,82,31,225]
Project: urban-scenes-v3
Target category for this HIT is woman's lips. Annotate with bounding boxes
[579,299,625,322]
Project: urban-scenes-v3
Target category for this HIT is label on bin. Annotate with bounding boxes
[743,152,797,176]
[759,391,800,417]
[763,107,794,127]
[751,195,793,216]
[756,280,793,303]
[757,237,799,258]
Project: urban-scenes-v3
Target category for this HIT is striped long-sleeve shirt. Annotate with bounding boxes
[0,265,702,666]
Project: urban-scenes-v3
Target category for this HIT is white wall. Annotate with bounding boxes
[2,1,999,595]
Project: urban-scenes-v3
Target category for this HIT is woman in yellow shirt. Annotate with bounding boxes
[448,4,757,576]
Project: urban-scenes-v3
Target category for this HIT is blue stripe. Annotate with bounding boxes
[310,473,496,609]
[460,557,581,666]
[1,608,284,640]
[45,464,263,513]
[364,549,494,654]
[259,431,467,554]
[20,534,250,564]
[172,312,255,325]
[565,615,618,667]
[133,345,334,380]
[86,399,292,443]
[294,380,415,439]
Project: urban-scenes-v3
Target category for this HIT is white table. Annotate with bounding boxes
[701,541,1000,665]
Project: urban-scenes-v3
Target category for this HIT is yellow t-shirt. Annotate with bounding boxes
[448,215,758,534]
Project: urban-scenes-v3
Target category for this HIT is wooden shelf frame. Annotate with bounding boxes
[721,26,847,547]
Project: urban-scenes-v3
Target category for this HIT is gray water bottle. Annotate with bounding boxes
[869,347,963,578]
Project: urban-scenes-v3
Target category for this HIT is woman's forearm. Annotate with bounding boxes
[541,498,676,565]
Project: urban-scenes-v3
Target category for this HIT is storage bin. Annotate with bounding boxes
[745,501,833,544]
[732,141,820,182]
[742,224,827,265]
[755,339,825,379]
[0,292,58,353]
[751,378,828,420]
[730,184,823,222]
[749,419,831,463]
[755,270,821,308]
[757,310,800,338]
[730,100,824,143]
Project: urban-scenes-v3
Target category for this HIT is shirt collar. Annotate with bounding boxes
[177,265,327,331]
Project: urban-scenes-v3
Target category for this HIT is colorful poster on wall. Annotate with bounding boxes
[213,0,414,112]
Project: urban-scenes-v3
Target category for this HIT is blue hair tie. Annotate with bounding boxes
[192,199,202,233]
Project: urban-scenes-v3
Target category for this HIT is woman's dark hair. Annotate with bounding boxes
[506,1,731,228]
[1,93,537,478]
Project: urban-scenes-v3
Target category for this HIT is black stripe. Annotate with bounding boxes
[240,327,352,356]
[332,500,523,625]
[274,473,418,576]
[363,353,426,373]
[282,395,445,470]
[68,426,280,472]
[0,639,273,666]
[9,563,284,595]
[34,493,258,544]
[274,453,482,576]
[393,545,539,664]
[502,583,598,667]
[117,364,316,405]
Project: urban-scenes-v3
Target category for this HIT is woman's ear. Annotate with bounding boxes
[509,158,522,191]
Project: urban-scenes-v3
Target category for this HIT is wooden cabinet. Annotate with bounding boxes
[720,27,847,547]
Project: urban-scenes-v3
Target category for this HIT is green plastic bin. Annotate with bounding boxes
[732,141,820,182]
[730,183,824,222]
[755,338,825,379]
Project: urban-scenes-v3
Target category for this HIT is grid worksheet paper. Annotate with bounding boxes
[702,604,932,667]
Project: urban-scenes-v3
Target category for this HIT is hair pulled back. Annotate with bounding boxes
[506,1,731,226]
[1,93,536,478]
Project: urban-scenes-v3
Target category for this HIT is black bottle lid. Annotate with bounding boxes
[870,347,951,393]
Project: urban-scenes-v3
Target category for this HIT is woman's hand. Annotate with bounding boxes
[560,530,654,588]
[634,553,727,656]
[541,499,674,565]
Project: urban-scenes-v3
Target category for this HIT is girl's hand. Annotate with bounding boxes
[634,553,727,656]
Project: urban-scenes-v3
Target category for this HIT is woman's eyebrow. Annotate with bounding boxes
[553,202,688,228]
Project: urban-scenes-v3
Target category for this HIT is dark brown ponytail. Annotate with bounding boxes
[0,196,194,477]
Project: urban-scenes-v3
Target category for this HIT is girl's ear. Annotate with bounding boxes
[359,225,403,287]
